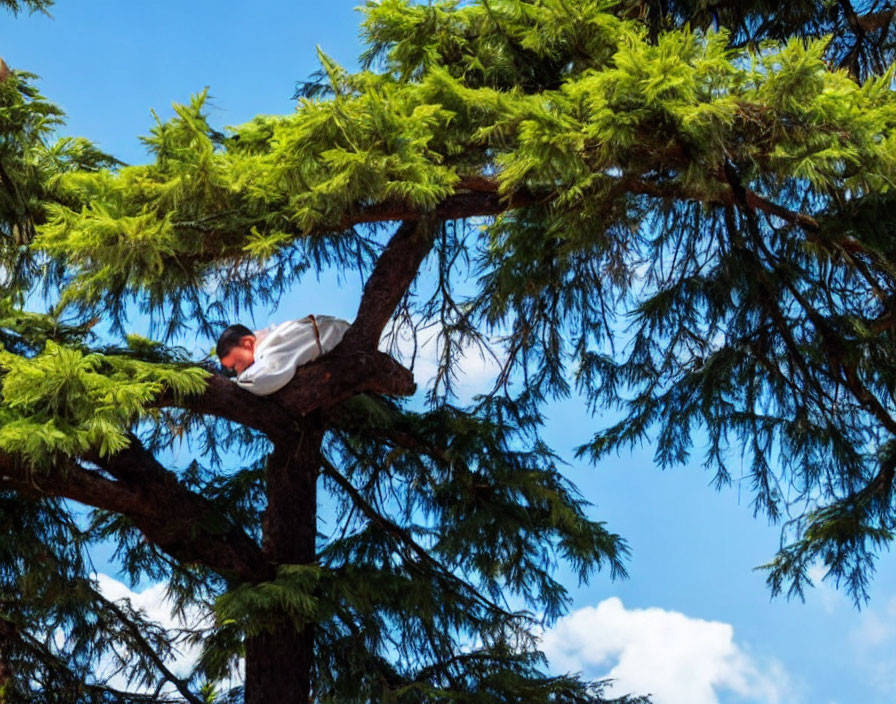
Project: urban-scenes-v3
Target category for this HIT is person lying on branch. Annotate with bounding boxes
[216,315,349,395]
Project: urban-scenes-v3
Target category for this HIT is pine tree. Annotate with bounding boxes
[3,0,896,702]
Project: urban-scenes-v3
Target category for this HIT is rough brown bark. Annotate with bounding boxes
[244,418,324,704]
[0,216,430,587]
[243,219,435,701]
[96,440,273,579]
[857,8,896,32]
[334,181,538,230]
[153,373,296,440]
[270,349,415,415]
[347,174,823,241]
[342,220,435,350]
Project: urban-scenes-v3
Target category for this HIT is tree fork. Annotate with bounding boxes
[245,415,324,704]
[244,219,439,701]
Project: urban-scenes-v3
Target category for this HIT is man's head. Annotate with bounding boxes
[216,324,256,375]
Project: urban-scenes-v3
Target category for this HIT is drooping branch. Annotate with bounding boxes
[0,447,269,582]
[5,626,173,704]
[726,162,896,437]
[324,402,451,465]
[91,585,204,704]
[320,457,515,621]
[93,439,271,580]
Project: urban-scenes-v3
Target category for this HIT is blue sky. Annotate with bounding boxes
[6,2,896,702]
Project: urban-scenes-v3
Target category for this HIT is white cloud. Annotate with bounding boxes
[96,574,196,637]
[540,597,790,704]
[94,574,214,691]
[93,579,794,704]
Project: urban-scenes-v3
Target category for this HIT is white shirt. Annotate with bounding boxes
[235,315,350,396]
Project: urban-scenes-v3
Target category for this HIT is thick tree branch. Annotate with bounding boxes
[173,173,833,279]
[159,172,846,428]
[0,448,269,582]
[152,373,295,441]
[628,175,874,255]
[270,348,415,414]
[155,349,414,429]
[343,220,435,350]
[626,177,822,233]
[172,183,540,239]
[857,8,896,32]
[331,181,538,232]
[93,440,271,580]
[347,175,824,242]
[839,0,896,34]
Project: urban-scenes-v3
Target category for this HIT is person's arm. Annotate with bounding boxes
[234,356,298,395]
[234,321,304,395]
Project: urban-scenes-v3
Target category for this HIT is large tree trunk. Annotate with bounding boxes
[244,416,323,704]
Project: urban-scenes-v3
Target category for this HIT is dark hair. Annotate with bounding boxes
[216,324,254,359]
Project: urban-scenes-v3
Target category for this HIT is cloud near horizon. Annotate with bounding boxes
[94,583,791,703]
[540,597,791,704]
[94,574,207,690]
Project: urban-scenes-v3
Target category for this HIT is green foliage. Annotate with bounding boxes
[198,565,320,680]
[0,492,201,704]
[31,2,896,344]
[5,0,896,701]
[0,64,119,297]
[0,338,208,461]
[0,297,96,354]
[215,564,319,637]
